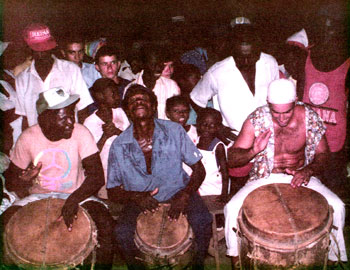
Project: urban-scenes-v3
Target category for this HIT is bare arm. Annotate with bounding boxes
[61,152,104,230]
[227,119,271,168]
[215,144,229,202]
[168,160,206,220]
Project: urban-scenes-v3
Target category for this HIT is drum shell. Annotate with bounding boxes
[4,198,97,269]
[134,204,193,266]
[237,184,333,269]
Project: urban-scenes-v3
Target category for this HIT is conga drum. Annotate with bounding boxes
[237,183,333,269]
[4,198,98,268]
[134,204,193,266]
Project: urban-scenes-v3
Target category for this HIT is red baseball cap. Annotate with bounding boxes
[23,23,57,52]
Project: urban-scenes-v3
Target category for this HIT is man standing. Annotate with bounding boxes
[190,24,279,135]
[224,79,347,265]
[3,88,114,270]
[60,37,101,88]
[15,23,93,127]
[107,85,212,270]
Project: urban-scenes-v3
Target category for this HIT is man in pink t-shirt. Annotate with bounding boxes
[3,88,114,270]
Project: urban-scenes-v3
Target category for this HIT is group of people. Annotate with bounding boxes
[0,2,349,269]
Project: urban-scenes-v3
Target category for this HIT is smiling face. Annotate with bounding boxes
[127,92,155,121]
[166,103,190,127]
[269,102,296,127]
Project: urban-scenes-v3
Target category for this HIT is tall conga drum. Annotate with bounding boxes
[237,183,333,269]
[134,204,193,267]
[4,198,97,268]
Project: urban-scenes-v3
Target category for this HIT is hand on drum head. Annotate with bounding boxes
[132,188,159,214]
[19,162,42,183]
[60,197,79,231]
[287,168,312,188]
[168,191,190,221]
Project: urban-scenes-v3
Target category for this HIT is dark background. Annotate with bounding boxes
[1,0,348,50]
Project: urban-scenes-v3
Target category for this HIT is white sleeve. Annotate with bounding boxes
[70,66,94,111]
[14,75,26,116]
[190,71,217,108]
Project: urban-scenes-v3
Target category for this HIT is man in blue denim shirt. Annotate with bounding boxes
[107,85,212,270]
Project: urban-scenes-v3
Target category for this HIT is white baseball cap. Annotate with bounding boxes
[36,87,80,115]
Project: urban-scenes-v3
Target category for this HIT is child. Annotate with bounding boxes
[165,96,198,145]
[196,108,229,202]
[84,78,130,199]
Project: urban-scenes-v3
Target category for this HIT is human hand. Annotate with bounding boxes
[131,188,159,213]
[168,191,190,221]
[102,122,121,138]
[253,130,272,154]
[60,197,79,231]
[287,168,313,188]
[19,162,42,183]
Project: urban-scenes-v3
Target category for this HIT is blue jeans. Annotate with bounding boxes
[114,192,212,268]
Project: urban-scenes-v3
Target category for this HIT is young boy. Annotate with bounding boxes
[165,96,198,145]
[84,78,130,199]
[196,108,229,202]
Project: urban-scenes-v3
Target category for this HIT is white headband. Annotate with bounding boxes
[267,79,296,104]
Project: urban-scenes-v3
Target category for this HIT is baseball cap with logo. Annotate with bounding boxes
[36,88,80,115]
[23,23,57,52]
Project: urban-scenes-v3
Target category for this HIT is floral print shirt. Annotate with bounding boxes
[248,102,326,181]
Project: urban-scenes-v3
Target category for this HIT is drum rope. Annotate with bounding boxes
[157,207,168,248]
[274,184,300,245]
[329,230,348,269]
[41,197,52,269]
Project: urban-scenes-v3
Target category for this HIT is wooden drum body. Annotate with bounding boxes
[4,198,97,269]
[134,204,193,266]
[237,184,332,269]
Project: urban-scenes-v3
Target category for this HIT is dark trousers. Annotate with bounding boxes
[1,200,114,270]
[114,192,213,269]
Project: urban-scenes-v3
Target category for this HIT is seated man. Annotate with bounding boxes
[2,88,114,270]
[107,85,212,270]
[224,79,347,265]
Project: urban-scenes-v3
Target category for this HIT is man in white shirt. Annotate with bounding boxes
[15,23,93,128]
[190,24,279,135]
[60,37,101,88]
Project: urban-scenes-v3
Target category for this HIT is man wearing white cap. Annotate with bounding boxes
[2,88,114,269]
[15,23,93,128]
[224,79,347,265]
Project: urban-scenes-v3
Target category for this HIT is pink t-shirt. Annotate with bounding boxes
[11,123,99,194]
[303,53,350,152]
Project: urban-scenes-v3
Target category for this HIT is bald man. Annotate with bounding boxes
[224,79,347,264]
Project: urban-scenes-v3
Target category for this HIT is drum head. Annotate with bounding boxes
[135,204,192,258]
[240,183,330,247]
[4,198,97,267]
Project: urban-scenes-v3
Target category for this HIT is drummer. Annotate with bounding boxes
[107,84,212,270]
[224,79,347,266]
[2,87,115,270]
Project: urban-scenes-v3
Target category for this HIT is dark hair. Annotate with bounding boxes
[172,64,200,83]
[122,84,158,115]
[94,45,120,63]
[166,96,190,113]
[197,108,223,124]
[90,78,118,98]
[59,36,84,51]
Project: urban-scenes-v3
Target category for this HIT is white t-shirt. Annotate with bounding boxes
[83,108,130,198]
[15,56,94,126]
[190,54,279,133]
